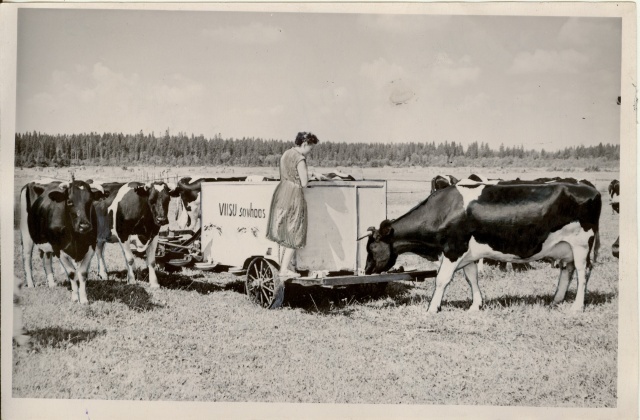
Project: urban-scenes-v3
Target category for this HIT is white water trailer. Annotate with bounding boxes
[198,180,435,308]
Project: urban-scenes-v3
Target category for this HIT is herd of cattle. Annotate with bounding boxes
[16,173,619,317]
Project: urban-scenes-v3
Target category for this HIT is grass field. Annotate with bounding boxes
[11,165,620,406]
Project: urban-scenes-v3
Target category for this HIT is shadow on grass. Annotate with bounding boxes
[27,327,106,350]
[372,283,616,311]
[282,283,389,315]
[155,270,247,295]
[445,290,617,310]
[87,280,160,312]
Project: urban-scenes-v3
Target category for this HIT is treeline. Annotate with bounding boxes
[15,131,620,168]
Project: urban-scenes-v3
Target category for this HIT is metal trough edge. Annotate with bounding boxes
[287,270,437,287]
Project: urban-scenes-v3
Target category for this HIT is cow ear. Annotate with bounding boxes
[135,185,150,197]
[33,185,45,196]
[91,190,106,200]
[48,189,67,203]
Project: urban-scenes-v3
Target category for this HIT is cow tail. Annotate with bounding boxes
[592,228,600,265]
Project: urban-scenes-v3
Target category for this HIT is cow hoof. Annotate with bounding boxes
[468,305,481,312]
[149,283,160,289]
[71,294,79,302]
[569,306,584,314]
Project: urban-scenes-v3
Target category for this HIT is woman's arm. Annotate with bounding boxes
[297,159,309,187]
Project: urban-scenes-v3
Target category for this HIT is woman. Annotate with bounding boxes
[266,132,319,279]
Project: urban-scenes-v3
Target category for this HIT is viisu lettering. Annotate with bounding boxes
[219,202,266,218]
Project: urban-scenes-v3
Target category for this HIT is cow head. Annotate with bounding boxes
[608,180,620,198]
[176,177,203,205]
[48,180,102,234]
[361,220,397,275]
[134,182,180,226]
[173,177,216,230]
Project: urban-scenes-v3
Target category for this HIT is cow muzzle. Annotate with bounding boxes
[156,216,168,225]
[77,221,92,233]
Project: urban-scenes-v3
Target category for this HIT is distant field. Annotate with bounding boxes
[12,165,619,406]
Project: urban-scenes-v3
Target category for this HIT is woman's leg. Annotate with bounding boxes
[279,247,299,278]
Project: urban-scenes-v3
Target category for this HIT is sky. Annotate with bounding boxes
[15,9,622,151]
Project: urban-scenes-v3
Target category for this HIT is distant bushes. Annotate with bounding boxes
[15,131,619,169]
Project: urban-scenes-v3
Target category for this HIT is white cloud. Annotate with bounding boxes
[202,22,283,45]
[430,53,481,87]
[507,49,589,74]
[26,63,206,134]
[356,14,451,35]
[151,74,204,104]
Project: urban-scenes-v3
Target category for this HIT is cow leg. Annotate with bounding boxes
[463,262,482,311]
[96,240,109,280]
[58,253,80,303]
[477,258,484,274]
[428,256,460,313]
[119,238,137,284]
[21,226,36,288]
[570,247,590,313]
[146,235,161,289]
[552,261,576,305]
[42,251,55,288]
[75,247,95,305]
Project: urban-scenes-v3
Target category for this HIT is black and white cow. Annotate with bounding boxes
[94,181,178,286]
[362,179,601,313]
[430,175,459,194]
[20,179,104,303]
[608,179,620,214]
[172,176,260,231]
[20,179,61,288]
[608,180,620,258]
[173,177,217,231]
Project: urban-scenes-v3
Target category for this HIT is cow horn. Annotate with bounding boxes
[357,226,377,241]
[89,182,104,194]
[178,177,192,186]
[357,232,373,241]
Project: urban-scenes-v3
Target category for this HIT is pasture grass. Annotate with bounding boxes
[11,166,619,406]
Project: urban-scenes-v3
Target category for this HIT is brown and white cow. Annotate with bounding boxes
[94,181,178,286]
[362,179,601,313]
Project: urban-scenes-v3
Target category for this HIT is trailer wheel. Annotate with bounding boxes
[245,257,285,309]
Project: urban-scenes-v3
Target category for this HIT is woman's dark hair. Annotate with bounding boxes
[295,132,319,146]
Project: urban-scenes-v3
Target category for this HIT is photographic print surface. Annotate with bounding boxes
[2,3,637,420]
